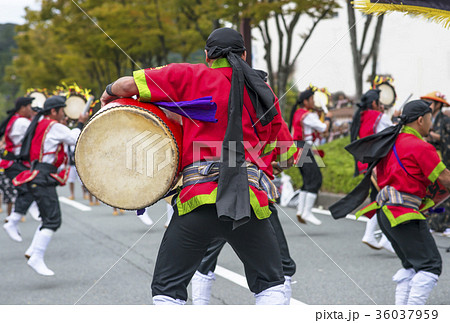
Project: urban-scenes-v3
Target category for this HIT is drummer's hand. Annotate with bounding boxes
[100,90,116,107]
[78,112,89,124]
[325,112,333,119]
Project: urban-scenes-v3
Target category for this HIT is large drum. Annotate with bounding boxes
[75,98,183,209]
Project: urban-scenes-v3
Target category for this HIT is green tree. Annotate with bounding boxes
[8,0,221,96]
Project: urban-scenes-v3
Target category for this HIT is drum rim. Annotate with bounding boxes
[74,104,181,210]
[377,82,397,106]
[313,91,329,108]
[65,94,87,119]
[27,91,47,108]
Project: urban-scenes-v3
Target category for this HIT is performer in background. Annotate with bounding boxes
[331,100,450,305]
[421,91,450,236]
[350,89,394,252]
[289,87,332,225]
[1,97,35,241]
[101,27,286,305]
[13,96,88,276]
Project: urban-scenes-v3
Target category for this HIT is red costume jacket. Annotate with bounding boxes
[356,126,446,226]
[13,118,69,186]
[133,59,282,218]
[357,110,383,174]
[0,114,25,169]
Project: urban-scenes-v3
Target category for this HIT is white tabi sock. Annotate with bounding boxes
[362,215,380,249]
[302,193,321,225]
[283,276,292,305]
[191,270,215,305]
[254,284,286,305]
[165,203,173,228]
[296,190,307,216]
[153,295,186,305]
[392,268,415,305]
[3,211,23,242]
[27,201,41,221]
[137,210,153,226]
[407,271,439,305]
[25,224,43,259]
[27,228,55,276]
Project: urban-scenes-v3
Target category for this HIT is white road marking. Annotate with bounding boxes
[312,208,369,223]
[59,197,92,211]
[215,265,306,305]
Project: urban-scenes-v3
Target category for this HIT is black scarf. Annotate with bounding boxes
[330,100,432,219]
[18,111,45,162]
[205,27,278,229]
[350,89,381,176]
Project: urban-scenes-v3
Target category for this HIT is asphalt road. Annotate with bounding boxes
[1,183,449,305]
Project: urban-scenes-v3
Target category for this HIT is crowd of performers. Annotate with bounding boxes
[1,27,450,305]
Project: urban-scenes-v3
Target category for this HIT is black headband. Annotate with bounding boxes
[205,27,278,228]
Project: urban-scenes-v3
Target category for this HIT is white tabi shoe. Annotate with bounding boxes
[137,210,153,226]
[362,215,381,249]
[392,268,415,305]
[191,270,215,305]
[407,271,439,305]
[25,224,42,259]
[27,201,41,221]
[27,228,55,276]
[3,212,23,242]
[378,234,395,253]
[300,193,322,225]
[164,203,174,228]
[254,284,285,305]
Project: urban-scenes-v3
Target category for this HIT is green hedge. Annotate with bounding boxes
[284,136,363,194]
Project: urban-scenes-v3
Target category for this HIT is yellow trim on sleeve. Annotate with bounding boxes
[277,143,297,162]
[263,140,277,156]
[133,70,152,102]
[428,161,446,183]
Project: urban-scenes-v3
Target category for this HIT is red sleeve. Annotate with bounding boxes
[133,63,205,102]
[413,142,444,182]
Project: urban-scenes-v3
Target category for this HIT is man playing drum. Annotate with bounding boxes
[350,89,394,252]
[1,97,36,242]
[101,27,287,305]
[13,96,88,276]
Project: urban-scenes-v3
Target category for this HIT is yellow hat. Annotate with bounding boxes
[420,91,449,106]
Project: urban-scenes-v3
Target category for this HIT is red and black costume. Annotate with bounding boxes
[0,106,35,216]
[133,28,287,304]
[331,100,445,305]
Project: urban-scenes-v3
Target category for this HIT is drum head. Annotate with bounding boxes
[75,105,181,209]
[377,83,396,106]
[65,95,86,119]
[314,91,328,109]
[28,92,46,109]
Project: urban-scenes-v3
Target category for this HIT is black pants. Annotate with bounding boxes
[151,203,285,301]
[5,162,34,214]
[26,167,62,232]
[197,204,296,277]
[378,209,442,276]
[296,141,322,194]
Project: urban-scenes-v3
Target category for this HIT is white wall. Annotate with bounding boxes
[251,1,450,107]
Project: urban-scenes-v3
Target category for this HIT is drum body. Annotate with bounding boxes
[377,83,397,107]
[75,98,183,209]
[313,91,329,109]
[65,94,87,120]
[28,92,47,109]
